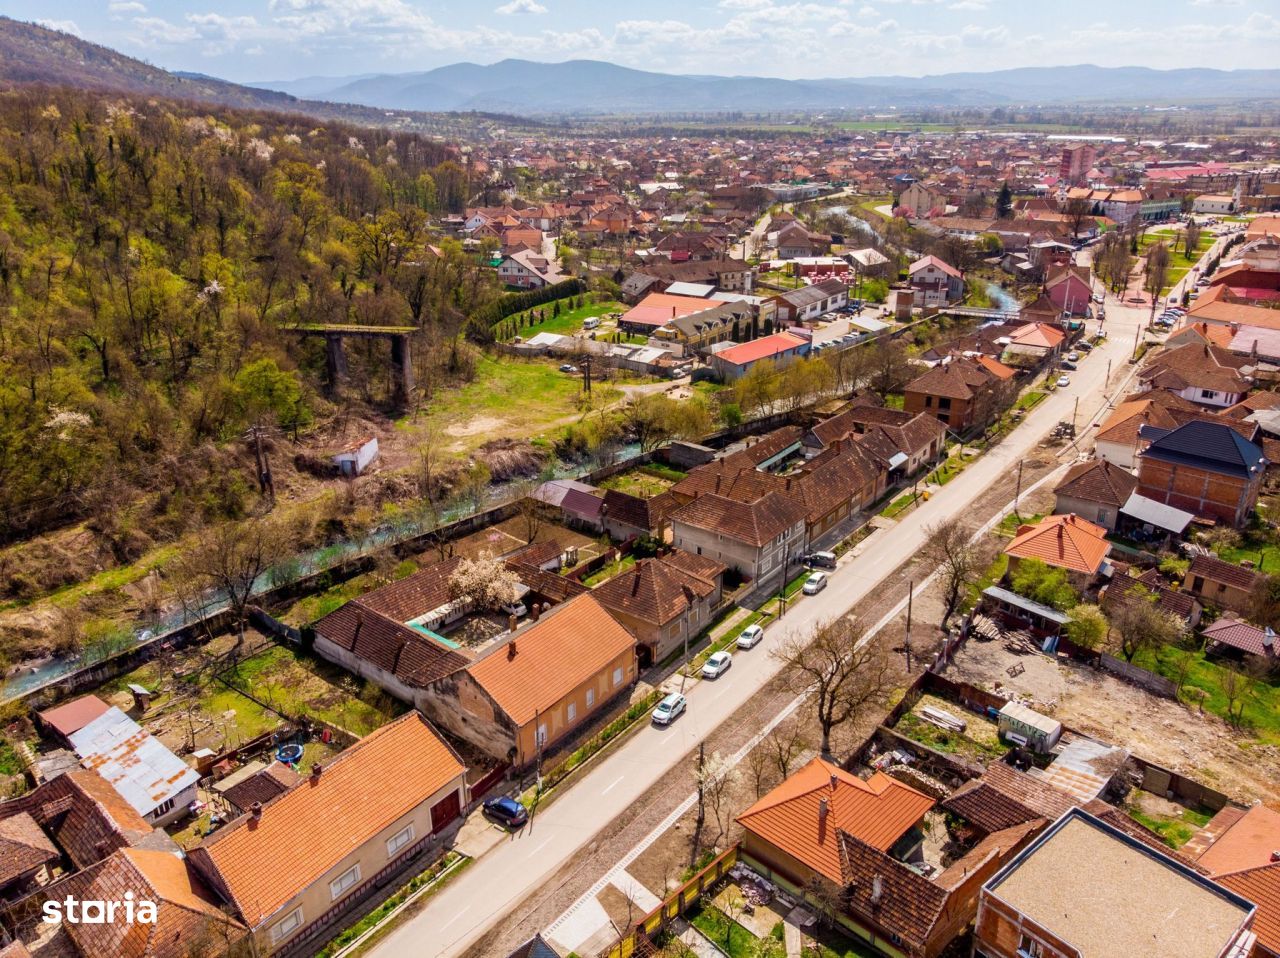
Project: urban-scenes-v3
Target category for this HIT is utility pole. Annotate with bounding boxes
[246,423,275,506]
[904,579,913,673]
[1072,396,1079,434]
[1014,459,1024,518]
[581,356,592,395]
[681,628,690,693]
[777,540,791,617]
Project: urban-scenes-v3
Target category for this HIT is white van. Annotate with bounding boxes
[582,316,601,330]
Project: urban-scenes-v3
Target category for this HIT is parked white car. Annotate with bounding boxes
[1056,375,1071,388]
[702,651,732,679]
[736,624,765,649]
[802,572,828,595]
[651,693,686,726]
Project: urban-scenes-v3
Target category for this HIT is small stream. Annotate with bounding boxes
[984,282,1021,314]
[2,442,642,701]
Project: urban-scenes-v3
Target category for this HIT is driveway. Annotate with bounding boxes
[368,297,1145,958]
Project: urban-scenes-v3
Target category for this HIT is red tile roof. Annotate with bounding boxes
[737,757,933,884]
[1196,805,1280,877]
[1217,863,1280,956]
[190,712,465,928]
[1053,459,1138,508]
[713,332,806,367]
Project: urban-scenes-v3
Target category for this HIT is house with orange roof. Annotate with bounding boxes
[188,711,468,954]
[1004,322,1066,360]
[420,593,637,766]
[1004,514,1111,578]
[708,332,807,382]
[618,291,717,334]
[907,255,964,307]
[738,757,1041,958]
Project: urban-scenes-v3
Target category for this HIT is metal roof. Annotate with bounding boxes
[982,585,1070,625]
[69,708,198,819]
[1120,491,1195,533]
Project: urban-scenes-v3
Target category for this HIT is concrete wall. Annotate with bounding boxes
[671,519,805,588]
[1053,493,1120,531]
[1095,438,1139,471]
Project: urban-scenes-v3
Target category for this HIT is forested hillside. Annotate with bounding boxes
[0,86,498,580]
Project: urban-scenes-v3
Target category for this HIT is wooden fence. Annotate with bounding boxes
[602,845,740,958]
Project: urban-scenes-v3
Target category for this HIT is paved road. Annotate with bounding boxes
[370,294,1146,958]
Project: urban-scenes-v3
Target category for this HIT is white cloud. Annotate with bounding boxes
[36,18,81,36]
[107,1,147,14]
[950,0,989,9]
[495,0,548,13]
[1189,0,1243,6]
[131,16,199,44]
[960,23,1010,44]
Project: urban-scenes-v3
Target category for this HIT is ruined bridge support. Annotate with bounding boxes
[288,324,417,410]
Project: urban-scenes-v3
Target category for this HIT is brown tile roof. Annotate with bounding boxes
[36,695,112,739]
[670,491,807,548]
[1188,554,1260,592]
[1217,863,1280,956]
[1114,568,1201,623]
[835,832,947,952]
[1222,391,1280,421]
[465,594,636,727]
[662,548,727,584]
[1139,342,1252,396]
[1095,398,1182,446]
[59,848,245,958]
[1202,617,1274,657]
[941,762,1076,834]
[601,489,659,533]
[220,762,299,814]
[0,812,58,885]
[190,712,465,928]
[1053,458,1138,508]
[1005,513,1110,575]
[905,356,998,401]
[671,466,783,503]
[314,557,472,691]
[38,769,157,869]
[593,557,717,629]
[737,757,934,885]
[506,562,591,604]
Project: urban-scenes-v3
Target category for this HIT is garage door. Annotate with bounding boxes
[430,789,462,834]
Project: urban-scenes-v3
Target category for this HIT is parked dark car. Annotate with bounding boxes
[482,795,528,828]
[1060,360,1078,371]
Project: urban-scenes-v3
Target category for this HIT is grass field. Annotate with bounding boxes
[598,463,686,498]
[1127,798,1212,849]
[505,299,625,339]
[1133,644,1280,745]
[413,355,622,454]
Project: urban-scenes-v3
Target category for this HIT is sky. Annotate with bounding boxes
[12,0,1280,83]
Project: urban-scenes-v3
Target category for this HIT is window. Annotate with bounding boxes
[938,397,952,410]
[1018,935,1044,958]
[567,702,577,723]
[330,864,361,901]
[150,797,176,819]
[386,824,415,857]
[586,688,595,708]
[924,396,933,408]
[613,667,624,687]
[1201,389,1217,400]
[272,908,304,943]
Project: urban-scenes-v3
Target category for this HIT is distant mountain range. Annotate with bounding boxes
[254,60,1280,114]
[1,17,1278,122]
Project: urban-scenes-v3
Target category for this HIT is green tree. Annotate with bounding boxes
[996,181,1013,219]
[232,358,309,432]
[1064,603,1108,650]
[1010,558,1078,611]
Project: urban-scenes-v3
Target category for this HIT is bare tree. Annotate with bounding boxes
[1144,241,1171,320]
[1111,592,1183,663]
[764,719,811,780]
[1220,665,1254,727]
[745,744,775,799]
[920,519,979,627]
[774,618,895,756]
[172,516,286,650]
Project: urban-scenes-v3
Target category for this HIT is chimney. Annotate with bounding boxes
[830,773,839,790]
[870,874,884,907]
[508,613,518,633]
[310,762,322,781]
[1271,850,1280,863]
[250,802,263,820]
[818,797,829,825]
[507,640,518,660]
[531,602,542,621]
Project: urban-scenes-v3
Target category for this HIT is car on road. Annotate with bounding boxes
[1059,360,1077,371]
[804,550,837,569]
[1092,292,1104,303]
[802,572,828,595]
[652,693,686,726]
[1056,375,1071,387]
[702,651,732,679]
[482,796,528,829]
[736,624,765,649]
[1077,341,1093,352]
[559,364,578,373]
[1067,351,1080,362]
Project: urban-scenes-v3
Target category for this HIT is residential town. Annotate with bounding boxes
[2,10,1280,958]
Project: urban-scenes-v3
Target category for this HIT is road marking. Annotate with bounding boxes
[437,906,470,932]
[600,776,625,795]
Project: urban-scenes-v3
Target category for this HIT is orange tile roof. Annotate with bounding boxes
[713,332,806,367]
[466,593,636,727]
[1217,862,1280,956]
[191,712,465,927]
[1197,805,1280,877]
[736,757,934,884]
[1005,513,1110,575]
